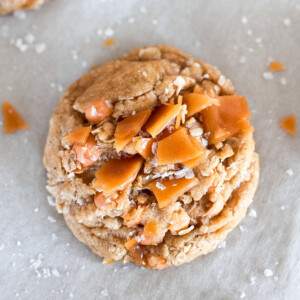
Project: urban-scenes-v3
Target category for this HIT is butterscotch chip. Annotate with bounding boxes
[44,45,259,269]
[0,0,47,14]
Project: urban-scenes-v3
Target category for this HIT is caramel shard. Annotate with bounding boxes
[2,102,29,133]
[280,115,296,136]
[85,99,113,124]
[269,61,285,72]
[167,208,190,232]
[183,93,219,117]
[125,238,138,251]
[93,155,144,195]
[157,128,204,165]
[149,177,198,208]
[94,192,116,210]
[134,137,154,159]
[123,206,145,227]
[183,153,205,169]
[124,238,146,266]
[115,110,151,152]
[103,38,115,47]
[175,95,183,128]
[202,94,251,144]
[144,104,181,137]
[64,126,91,144]
[73,135,102,167]
[140,220,159,245]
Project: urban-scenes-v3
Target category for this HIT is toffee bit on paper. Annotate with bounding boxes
[102,38,115,47]
[280,115,296,136]
[269,61,285,72]
[1,102,29,133]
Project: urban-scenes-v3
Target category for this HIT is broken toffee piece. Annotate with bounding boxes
[44,45,259,269]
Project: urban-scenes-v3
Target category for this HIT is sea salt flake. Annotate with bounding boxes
[142,71,147,77]
[52,233,58,240]
[239,56,246,64]
[241,16,248,24]
[24,33,35,44]
[250,276,257,285]
[274,276,279,282]
[128,17,135,23]
[247,29,253,36]
[48,216,56,223]
[240,292,246,299]
[13,10,26,20]
[47,195,56,207]
[101,289,109,297]
[264,268,273,277]
[17,241,21,247]
[140,6,147,13]
[104,27,114,37]
[51,268,60,277]
[152,19,158,25]
[280,78,287,86]
[0,243,5,251]
[35,43,47,54]
[255,37,262,44]
[248,208,257,218]
[280,205,285,210]
[286,168,293,176]
[68,172,75,180]
[263,72,274,80]
[156,182,166,190]
[34,208,39,213]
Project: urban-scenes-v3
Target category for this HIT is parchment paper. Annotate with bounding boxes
[0,0,299,299]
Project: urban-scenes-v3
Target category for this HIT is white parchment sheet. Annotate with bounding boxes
[0,0,299,299]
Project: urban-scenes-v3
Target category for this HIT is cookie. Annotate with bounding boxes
[44,45,259,269]
[0,0,47,14]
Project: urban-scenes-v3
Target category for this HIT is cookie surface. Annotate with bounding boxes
[0,0,46,14]
[44,45,259,269]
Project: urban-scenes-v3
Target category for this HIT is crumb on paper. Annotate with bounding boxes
[269,61,285,72]
[280,115,296,136]
[264,268,273,277]
[102,38,115,47]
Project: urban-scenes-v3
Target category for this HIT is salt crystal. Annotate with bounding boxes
[255,37,262,44]
[57,85,63,92]
[48,216,56,223]
[24,33,35,44]
[104,27,114,37]
[0,243,5,251]
[47,195,56,207]
[250,276,257,285]
[241,16,248,24]
[239,56,246,64]
[50,82,56,88]
[218,241,226,249]
[16,39,28,52]
[217,75,226,87]
[283,18,291,26]
[140,6,147,13]
[17,241,21,247]
[68,172,75,180]
[128,17,135,23]
[81,61,87,68]
[240,292,246,299]
[274,276,279,282]
[156,182,166,190]
[195,40,201,47]
[142,71,147,77]
[264,268,273,277]
[51,268,60,277]
[280,78,287,86]
[101,289,109,297]
[239,225,247,232]
[286,168,293,176]
[152,19,158,25]
[35,43,47,54]
[280,205,285,210]
[248,48,254,53]
[52,233,58,240]
[263,72,274,80]
[34,208,39,213]
[97,29,103,36]
[247,29,253,36]
[13,10,26,20]
[248,208,257,218]
[69,292,74,298]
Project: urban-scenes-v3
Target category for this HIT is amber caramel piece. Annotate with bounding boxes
[202,94,251,144]
[123,206,145,227]
[73,135,102,167]
[85,99,113,124]
[93,155,144,195]
[269,61,285,72]
[175,95,183,128]
[183,93,219,117]
[124,238,138,251]
[168,208,190,232]
[140,220,159,245]
[125,238,146,266]
[115,110,151,152]
[149,177,198,208]
[280,115,296,136]
[157,128,204,165]
[103,38,115,47]
[64,127,91,145]
[144,104,181,137]
[2,102,29,133]
[94,192,116,210]
[134,137,154,159]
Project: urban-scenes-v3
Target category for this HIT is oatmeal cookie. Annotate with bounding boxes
[44,45,259,269]
[0,0,47,14]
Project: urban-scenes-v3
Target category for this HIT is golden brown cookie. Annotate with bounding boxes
[44,45,259,269]
[0,0,47,15]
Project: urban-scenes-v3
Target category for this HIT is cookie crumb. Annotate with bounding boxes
[248,208,257,218]
[264,268,273,277]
